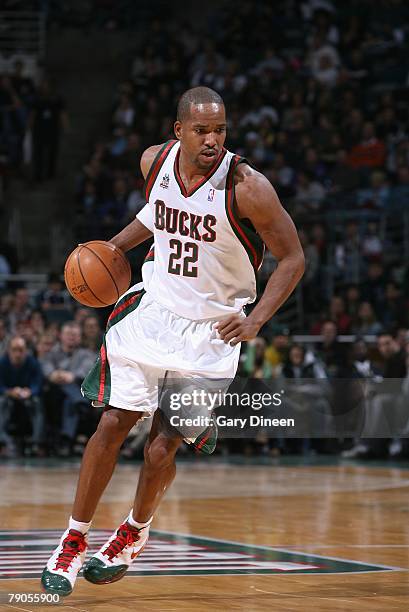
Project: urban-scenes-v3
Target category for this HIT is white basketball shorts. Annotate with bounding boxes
[81,283,241,415]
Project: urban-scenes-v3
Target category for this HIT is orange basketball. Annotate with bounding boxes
[64,240,131,307]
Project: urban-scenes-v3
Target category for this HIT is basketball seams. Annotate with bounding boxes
[82,244,121,302]
[76,246,109,306]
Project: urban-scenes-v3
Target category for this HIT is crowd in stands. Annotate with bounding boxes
[0,276,106,458]
[74,0,409,326]
[0,276,407,460]
[0,52,67,205]
[1,0,409,459]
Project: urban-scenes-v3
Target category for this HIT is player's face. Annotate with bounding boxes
[175,103,227,170]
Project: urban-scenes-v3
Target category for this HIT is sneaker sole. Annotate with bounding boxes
[83,544,146,585]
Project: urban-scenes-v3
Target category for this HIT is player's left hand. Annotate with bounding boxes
[215,314,261,346]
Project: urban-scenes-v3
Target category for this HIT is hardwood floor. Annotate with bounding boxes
[0,458,408,611]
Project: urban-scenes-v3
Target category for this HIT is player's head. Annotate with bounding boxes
[174,87,226,170]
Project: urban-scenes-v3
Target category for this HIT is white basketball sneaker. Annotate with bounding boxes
[41,529,88,597]
[83,519,150,584]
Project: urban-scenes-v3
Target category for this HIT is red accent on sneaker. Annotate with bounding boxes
[102,522,141,561]
[54,530,88,572]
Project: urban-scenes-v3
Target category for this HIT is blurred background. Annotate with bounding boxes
[0,0,408,461]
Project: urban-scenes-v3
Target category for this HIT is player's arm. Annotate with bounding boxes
[109,144,163,252]
[216,168,305,345]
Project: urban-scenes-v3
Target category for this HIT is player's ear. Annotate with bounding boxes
[174,120,182,140]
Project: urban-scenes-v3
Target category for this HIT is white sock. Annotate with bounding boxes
[127,510,152,530]
[69,516,92,535]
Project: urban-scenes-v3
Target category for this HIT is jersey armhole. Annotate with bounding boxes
[143,140,177,201]
[225,156,265,272]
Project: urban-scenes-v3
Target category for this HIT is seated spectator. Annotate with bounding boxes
[362,221,384,260]
[381,282,408,329]
[281,344,327,379]
[28,310,47,344]
[330,149,360,192]
[7,287,32,333]
[352,302,383,336]
[315,321,345,377]
[36,272,72,312]
[264,326,290,376]
[40,322,96,456]
[0,336,44,456]
[334,221,363,284]
[349,338,379,378]
[81,315,102,353]
[377,332,407,378]
[361,262,387,313]
[328,295,352,334]
[294,171,326,212]
[358,172,390,209]
[308,36,340,88]
[112,93,135,129]
[347,122,386,169]
[344,284,361,322]
[0,316,10,357]
[240,338,272,378]
[279,343,328,454]
[97,177,130,235]
[35,333,56,360]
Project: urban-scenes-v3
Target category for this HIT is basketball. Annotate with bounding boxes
[64,240,131,307]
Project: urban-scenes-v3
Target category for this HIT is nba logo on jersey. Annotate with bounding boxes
[207,188,215,202]
[160,173,170,189]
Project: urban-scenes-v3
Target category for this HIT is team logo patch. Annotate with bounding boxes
[0,530,399,578]
[207,188,215,202]
[160,173,170,189]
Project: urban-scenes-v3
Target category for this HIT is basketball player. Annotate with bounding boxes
[41,87,305,596]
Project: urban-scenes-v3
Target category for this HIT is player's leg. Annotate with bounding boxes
[72,406,142,521]
[41,406,143,596]
[83,409,184,584]
[132,408,184,521]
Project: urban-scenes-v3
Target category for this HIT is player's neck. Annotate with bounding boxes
[178,148,215,184]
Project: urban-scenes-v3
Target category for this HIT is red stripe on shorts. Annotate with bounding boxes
[98,344,107,402]
[108,291,142,324]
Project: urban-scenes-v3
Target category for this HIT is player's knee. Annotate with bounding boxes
[144,435,179,469]
[95,408,139,448]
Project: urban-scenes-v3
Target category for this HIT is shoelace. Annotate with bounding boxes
[102,523,141,561]
[54,530,87,572]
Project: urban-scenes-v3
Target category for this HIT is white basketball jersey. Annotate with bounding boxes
[136,140,264,320]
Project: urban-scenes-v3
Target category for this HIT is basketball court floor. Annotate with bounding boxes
[1,456,409,611]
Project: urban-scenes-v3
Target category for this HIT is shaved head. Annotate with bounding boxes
[177,87,224,122]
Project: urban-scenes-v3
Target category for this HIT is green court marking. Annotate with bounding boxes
[0,529,402,579]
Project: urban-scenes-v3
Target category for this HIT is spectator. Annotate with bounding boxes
[328,295,352,334]
[361,221,384,259]
[264,326,290,376]
[353,302,383,336]
[29,78,68,181]
[7,287,32,333]
[36,272,72,313]
[344,284,361,323]
[81,315,102,353]
[0,336,44,456]
[294,171,326,212]
[35,333,56,360]
[358,172,390,209]
[0,317,10,357]
[316,321,345,377]
[377,332,407,379]
[112,94,135,129]
[40,322,96,456]
[347,122,386,169]
[381,282,408,329]
[240,338,272,378]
